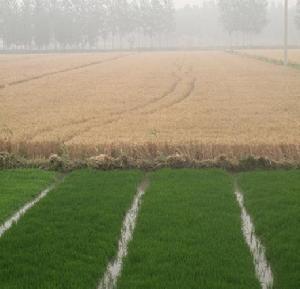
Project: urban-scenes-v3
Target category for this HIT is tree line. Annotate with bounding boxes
[0,0,175,49]
[218,0,268,36]
[0,0,300,50]
[297,0,300,31]
[177,1,300,48]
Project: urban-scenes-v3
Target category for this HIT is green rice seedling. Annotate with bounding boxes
[0,170,143,289]
[238,170,300,289]
[0,169,55,223]
[117,169,260,289]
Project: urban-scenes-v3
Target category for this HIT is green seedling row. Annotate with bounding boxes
[238,170,300,289]
[0,169,55,223]
[117,169,260,289]
[0,170,143,289]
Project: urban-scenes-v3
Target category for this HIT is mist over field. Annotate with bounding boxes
[0,2,300,288]
[0,0,300,50]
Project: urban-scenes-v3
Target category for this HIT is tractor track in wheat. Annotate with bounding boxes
[144,78,196,114]
[22,58,196,144]
[62,75,183,143]
[1,54,132,90]
[27,62,183,142]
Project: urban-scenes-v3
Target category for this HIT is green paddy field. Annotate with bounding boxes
[0,169,299,289]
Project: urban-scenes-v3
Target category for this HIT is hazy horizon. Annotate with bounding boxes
[174,0,298,8]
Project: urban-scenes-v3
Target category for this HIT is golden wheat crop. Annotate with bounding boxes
[0,51,300,161]
[0,52,126,87]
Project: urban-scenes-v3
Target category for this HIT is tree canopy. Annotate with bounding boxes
[0,0,175,49]
[218,0,268,35]
[296,0,300,31]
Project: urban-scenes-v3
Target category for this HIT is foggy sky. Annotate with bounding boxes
[174,0,298,8]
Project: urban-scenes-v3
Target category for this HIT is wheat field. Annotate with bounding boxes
[1,51,300,161]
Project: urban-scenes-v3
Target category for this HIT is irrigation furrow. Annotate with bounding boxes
[2,54,132,89]
[234,186,273,289]
[0,175,64,238]
[97,177,149,289]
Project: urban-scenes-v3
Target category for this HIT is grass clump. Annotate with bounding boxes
[0,169,55,223]
[238,170,300,289]
[117,169,260,289]
[0,169,143,289]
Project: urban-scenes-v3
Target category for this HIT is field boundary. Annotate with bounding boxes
[0,174,64,238]
[1,142,300,171]
[227,50,300,71]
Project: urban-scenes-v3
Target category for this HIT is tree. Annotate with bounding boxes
[218,0,268,38]
[243,0,268,34]
[296,0,300,31]
[161,0,175,37]
[84,0,106,47]
[0,0,20,47]
[52,0,75,48]
[0,0,176,50]
[112,0,134,48]
[19,0,34,48]
[0,1,5,44]
[33,0,51,48]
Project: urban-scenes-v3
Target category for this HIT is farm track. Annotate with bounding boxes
[0,54,132,90]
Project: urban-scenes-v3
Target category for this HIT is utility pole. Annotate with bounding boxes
[284,0,288,66]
